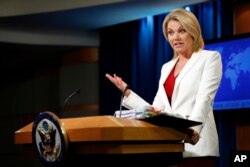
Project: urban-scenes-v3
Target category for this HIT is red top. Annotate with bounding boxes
[164,66,177,105]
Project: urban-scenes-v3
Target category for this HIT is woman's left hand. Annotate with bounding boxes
[184,128,200,145]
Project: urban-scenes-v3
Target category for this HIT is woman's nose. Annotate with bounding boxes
[173,32,180,40]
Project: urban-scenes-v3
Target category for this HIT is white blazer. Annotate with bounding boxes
[123,50,222,157]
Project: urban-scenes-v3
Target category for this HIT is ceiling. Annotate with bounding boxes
[0,0,207,46]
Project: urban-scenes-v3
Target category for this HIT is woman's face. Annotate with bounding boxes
[167,20,193,56]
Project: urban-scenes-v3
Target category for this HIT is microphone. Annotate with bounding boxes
[61,89,81,117]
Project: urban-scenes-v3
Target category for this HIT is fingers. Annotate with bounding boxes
[105,73,112,80]
[184,128,200,145]
[105,73,126,91]
[105,73,118,84]
[114,74,123,87]
[151,107,161,114]
[188,133,199,145]
[105,73,116,84]
[191,134,200,144]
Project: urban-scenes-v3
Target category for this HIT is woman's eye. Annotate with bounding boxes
[179,29,186,34]
[168,31,174,35]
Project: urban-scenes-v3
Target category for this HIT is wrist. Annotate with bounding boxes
[123,85,130,96]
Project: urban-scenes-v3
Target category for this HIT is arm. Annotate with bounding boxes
[105,73,160,112]
[187,52,222,144]
[189,52,222,123]
[105,73,148,109]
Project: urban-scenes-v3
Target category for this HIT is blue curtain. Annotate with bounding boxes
[189,0,233,40]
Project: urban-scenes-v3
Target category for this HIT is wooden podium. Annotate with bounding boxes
[15,114,196,166]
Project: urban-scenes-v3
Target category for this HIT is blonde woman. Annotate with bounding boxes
[106,8,222,166]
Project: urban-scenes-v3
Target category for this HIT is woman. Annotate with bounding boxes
[105,8,222,166]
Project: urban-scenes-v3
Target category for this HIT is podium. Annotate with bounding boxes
[15,113,200,166]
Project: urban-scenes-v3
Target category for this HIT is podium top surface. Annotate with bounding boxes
[15,115,188,144]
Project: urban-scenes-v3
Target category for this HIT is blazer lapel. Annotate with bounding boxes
[160,58,178,113]
[172,52,202,101]
[161,58,179,83]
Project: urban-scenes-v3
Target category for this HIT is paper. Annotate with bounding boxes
[113,107,157,119]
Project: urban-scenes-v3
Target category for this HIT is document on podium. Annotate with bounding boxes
[138,112,202,130]
[113,108,202,130]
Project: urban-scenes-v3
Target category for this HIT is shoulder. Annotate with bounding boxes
[196,50,221,62]
[197,50,222,71]
[198,49,221,58]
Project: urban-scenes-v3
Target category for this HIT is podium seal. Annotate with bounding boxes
[32,111,68,166]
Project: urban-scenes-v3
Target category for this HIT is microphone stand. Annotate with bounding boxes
[119,85,130,118]
[119,94,125,118]
[60,89,81,118]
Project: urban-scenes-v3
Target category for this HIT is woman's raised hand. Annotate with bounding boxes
[105,73,130,96]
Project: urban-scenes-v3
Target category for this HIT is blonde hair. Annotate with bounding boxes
[162,8,204,58]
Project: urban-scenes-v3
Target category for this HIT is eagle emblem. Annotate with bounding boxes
[32,112,68,166]
[37,120,60,161]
